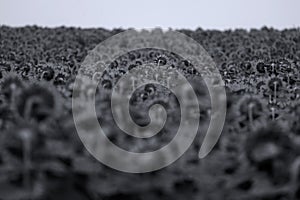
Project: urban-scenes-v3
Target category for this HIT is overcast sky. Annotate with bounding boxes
[0,0,299,30]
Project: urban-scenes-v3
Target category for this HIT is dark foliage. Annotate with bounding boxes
[0,26,299,200]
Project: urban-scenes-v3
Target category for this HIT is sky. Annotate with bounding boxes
[0,0,299,30]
